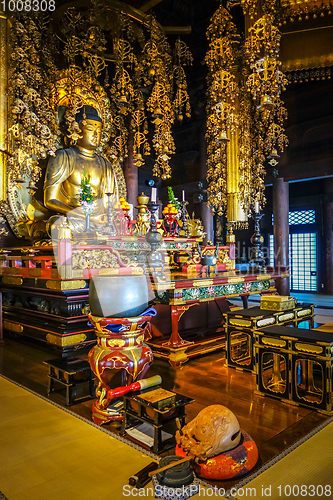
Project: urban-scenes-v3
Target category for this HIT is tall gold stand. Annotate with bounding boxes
[134,192,150,236]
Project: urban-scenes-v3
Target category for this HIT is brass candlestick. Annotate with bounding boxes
[179,200,189,238]
[133,193,150,236]
[249,212,266,273]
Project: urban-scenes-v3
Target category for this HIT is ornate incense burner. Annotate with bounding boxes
[87,272,156,425]
[88,313,154,425]
[134,193,150,236]
[197,243,219,275]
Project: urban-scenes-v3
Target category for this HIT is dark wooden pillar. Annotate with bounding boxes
[199,123,214,244]
[323,201,333,294]
[200,202,214,244]
[123,133,138,214]
[273,177,290,295]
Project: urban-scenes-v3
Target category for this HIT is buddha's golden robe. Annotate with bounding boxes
[44,146,118,232]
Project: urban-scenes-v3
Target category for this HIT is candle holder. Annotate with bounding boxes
[113,197,131,235]
[179,200,189,238]
[249,212,266,273]
[102,192,117,236]
[122,207,131,235]
[145,202,165,278]
[133,193,150,236]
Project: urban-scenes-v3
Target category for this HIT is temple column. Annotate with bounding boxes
[323,201,333,294]
[123,133,138,215]
[199,122,213,243]
[273,176,290,295]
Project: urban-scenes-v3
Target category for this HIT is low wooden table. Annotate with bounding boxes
[44,357,95,406]
[224,303,315,372]
[255,324,333,415]
[294,303,315,327]
[121,389,194,454]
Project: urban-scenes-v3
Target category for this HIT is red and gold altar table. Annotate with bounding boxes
[148,270,289,366]
[0,235,234,356]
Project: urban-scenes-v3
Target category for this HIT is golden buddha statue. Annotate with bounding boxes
[44,105,118,234]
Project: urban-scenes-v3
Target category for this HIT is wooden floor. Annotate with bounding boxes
[0,329,331,490]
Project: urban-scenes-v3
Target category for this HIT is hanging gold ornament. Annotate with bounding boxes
[243,12,289,213]
[205,4,240,217]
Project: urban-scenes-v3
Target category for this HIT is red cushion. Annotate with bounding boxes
[176,430,258,480]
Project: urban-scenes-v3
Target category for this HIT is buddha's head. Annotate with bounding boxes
[75,105,103,151]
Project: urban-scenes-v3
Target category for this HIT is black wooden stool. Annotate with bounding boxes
[44,357,95,406]
[121,390,194,454]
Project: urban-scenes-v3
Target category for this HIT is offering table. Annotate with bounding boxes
[0,236,200,356]
[148,270,288,366]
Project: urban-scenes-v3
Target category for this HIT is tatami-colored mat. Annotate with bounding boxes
[0,376,157,500]
[232,420,333,500]
[0,376,227,500]
[1,374,332,500]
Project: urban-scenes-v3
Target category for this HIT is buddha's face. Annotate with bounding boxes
[76,119,102,150]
